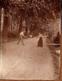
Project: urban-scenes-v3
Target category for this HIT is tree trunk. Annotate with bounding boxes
[1,8,4,32]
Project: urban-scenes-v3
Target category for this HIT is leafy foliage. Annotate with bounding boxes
[0,0,60,35]
[0,0,60,18]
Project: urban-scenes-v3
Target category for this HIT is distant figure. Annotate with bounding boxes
[37,33,43,47]
[17,31,25,45]
[54,32,60,43]
[54,32,60,47]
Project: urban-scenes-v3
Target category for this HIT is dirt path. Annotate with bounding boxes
[1,36,57,80]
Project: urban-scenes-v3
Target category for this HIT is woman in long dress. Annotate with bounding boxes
[38,33,43,47]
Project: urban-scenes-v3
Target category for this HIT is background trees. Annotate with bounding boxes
[0,0,61,38]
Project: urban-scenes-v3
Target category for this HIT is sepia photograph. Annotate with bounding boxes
[0,0,61,80]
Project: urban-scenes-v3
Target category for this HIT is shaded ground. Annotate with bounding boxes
[1,36,59,80]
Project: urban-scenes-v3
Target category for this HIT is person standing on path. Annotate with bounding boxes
[37,33,43,47]
[17,31,25,45]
